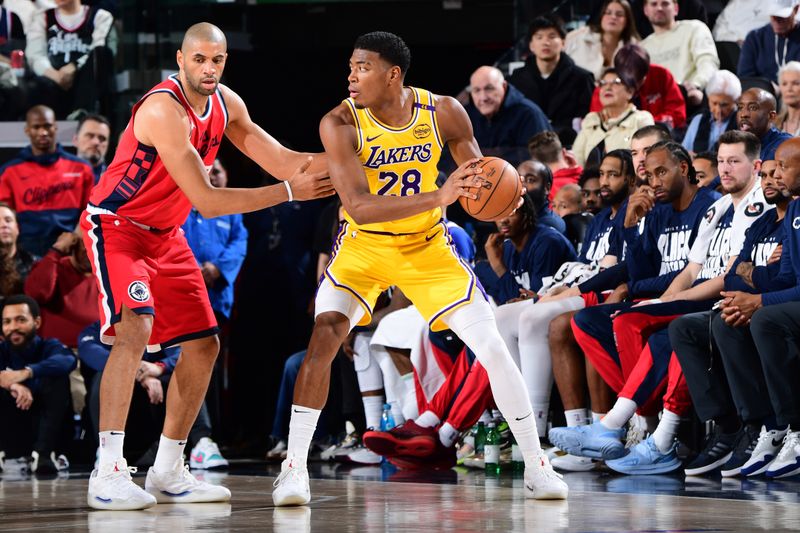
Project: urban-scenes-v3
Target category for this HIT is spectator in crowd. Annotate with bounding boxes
[78,321,228,470]
[572,68,654,167]
[713,0,772,44]
[0,105,94,256]
[0,3,26,120]
[73,113,110,183]
[589,43,687,130]
[738,0,800,83]
[628,0,708,39]
[640,0,720,107]
[553,183,583,218]
[775,61,800,136]
[0,294,76,474]
[737,87,793,160]
[0,203,36,307]
[630,123,671,186]
[528,130,583,202]
[26,0,115,117]
[692,151,720,189]
[23,230,97,349]
[509,15,595,145]
[565,0,641,80]
[182,159,248,327]
[465,66,551,166]
[682,70,741,154]
[578,167,603,215]
[482,195,577,305]
[518,159,567,234]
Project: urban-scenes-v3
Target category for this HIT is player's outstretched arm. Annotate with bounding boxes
[134,94,333,218]
[320,104,483,225]
[221,85,328,179]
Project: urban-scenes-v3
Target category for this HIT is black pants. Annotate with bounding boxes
[750,302,800,427]
[88,369,212,452]
[670,311,772,424]
[0,375,71,458]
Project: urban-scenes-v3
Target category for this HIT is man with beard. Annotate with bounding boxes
[670,158,793,478]
[0,294,76,474]
[73,114,111,183]
[737,88,791,161]
[551,131,769,474]
[579,168,603,215]
[517,159,567,234]
[24,230,98,350]
[494,150,634,446]
[0,203,37,307]
[81,22,333,510]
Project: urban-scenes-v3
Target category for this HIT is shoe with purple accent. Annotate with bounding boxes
[87,459,157,510]
[145,462,231,503]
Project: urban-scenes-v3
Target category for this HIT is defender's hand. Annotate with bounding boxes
[287,157,335,201]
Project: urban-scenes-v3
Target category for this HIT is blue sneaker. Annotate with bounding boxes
[606,437,681,475]
[548,422,626,460]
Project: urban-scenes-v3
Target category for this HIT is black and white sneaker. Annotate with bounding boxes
[720,424,760,477]
[684,425,739,476]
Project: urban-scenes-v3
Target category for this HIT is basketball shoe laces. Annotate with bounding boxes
[775,431,800,462]
[99,461,139,495]
[530,454,564,483]
[273,462,306,488]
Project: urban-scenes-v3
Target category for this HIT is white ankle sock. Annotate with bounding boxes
[652,410,681,453]
[153,434,187,473]
[400,373,419,420]
[362,395,384,430]
[98,430,125,468]
[601,398,638,429]
[415,410,441,428]
[390,401,405,425]
[286,404,321,467]
[565,408,590,427]
[439,422,460,448]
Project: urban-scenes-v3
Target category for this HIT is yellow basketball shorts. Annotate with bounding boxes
[322,220,483,331]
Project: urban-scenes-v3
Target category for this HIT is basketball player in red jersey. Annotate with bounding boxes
[81,22,333,510]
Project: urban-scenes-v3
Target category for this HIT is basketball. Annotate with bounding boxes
[457,157,523,222]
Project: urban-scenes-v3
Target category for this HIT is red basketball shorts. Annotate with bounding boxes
[80,210,218,351]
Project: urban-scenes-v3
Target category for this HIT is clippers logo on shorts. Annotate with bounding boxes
[127,281,150,303]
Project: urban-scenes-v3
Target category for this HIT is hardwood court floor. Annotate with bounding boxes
[1,464,800,532]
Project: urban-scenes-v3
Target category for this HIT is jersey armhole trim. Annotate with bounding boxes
[428,90,445,149]
[344,99,364,155]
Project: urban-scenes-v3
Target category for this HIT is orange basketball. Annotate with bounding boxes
[457,157,524,222]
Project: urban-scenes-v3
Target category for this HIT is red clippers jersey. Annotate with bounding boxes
[89,74,228,229]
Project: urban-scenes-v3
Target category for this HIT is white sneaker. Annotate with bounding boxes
[272,459,311,506]
[87,459,157,510]
[190,437,229,470]
[145,463,231,503]
[741,426,787,477]
[551,453,598,472]
[524,453,569,500]
[345,446,382,465]
[766,430,800,479]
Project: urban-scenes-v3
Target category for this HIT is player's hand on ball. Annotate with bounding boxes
[438,158,484,205]
[288,157,336,201]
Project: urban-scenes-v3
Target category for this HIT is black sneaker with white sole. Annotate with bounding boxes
[684,425,740,476]
[720,424,761,477]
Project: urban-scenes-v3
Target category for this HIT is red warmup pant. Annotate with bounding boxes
[422,348,493,431]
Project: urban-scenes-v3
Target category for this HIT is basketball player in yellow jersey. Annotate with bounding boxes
[273,31,568,506]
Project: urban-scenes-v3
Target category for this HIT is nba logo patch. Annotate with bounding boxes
[127,281,150,302]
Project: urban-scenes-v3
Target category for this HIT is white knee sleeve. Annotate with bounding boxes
[314,277,366,330]
[353,333,384,393]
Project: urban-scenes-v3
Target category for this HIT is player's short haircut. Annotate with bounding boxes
[578,166,600,188]
[693,151,718,168]
[632,124,671,143]
[2,294,41,318]
[77,113,110,132]
[354,31,411,75]
[527,15,566,41]
[645,140,698,184]
[528,131,561,164]
[603,149,635,181]
[718,130,761,162]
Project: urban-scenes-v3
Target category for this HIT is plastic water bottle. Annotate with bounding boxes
[485,422,501,475]
[475,421,487,453]
[380,403,396,431]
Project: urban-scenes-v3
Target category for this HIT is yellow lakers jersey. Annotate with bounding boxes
[343,87,444,234]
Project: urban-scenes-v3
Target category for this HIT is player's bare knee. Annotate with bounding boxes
[182,335,220,365]
[313,312,351,343]
[114,306,153,348]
